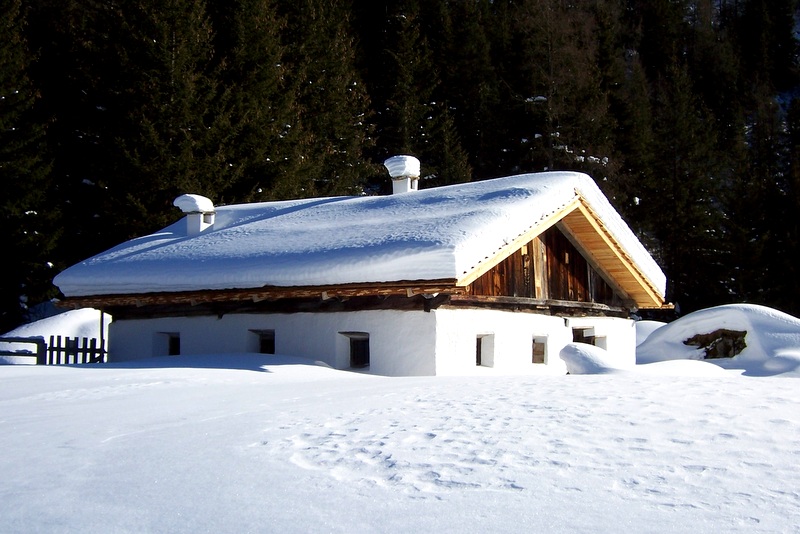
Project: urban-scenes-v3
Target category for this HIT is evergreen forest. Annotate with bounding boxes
[2,0,800,331]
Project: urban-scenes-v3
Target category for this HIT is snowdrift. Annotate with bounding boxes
[636,303,800,376]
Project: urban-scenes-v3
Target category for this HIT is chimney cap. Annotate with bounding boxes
[174,194,215,214]
[383,155,420,179]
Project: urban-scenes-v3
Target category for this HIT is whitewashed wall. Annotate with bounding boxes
[432,310,636,374]
[109,310,437,376]
[564,316,637,367]
[109,308,636,376]
[432,309,570,375]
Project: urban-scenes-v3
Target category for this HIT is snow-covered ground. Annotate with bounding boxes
[2,304,800,533]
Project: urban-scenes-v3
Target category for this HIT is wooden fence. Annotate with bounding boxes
[0,336,46,363]
[0,335,106,365]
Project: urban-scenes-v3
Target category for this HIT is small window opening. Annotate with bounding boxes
[572,328,595,345]
[168,333,180,356]
[532,337,546,364]
[251,329,275,354]
[339,332,371,369]
[350,336,370,368]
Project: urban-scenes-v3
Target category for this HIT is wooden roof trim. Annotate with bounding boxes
[564,198,666,308]
[456,196,583,287]
[555,218,636,306]
[56,280,462,310]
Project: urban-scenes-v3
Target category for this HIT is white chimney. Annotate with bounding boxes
[173,194,216,236]
[383,155,420,194]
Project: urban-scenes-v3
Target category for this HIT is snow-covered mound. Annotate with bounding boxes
[560,342,627,374]
[0,308,110,364]
[561,341,729,376]
[636,303,800,376]
[635,319,666,346]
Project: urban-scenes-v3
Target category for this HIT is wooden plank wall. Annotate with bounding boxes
[468,241,534,297]
[468,227,620,306]
[544,226,589,302]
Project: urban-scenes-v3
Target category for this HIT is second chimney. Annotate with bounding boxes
[173,194,216,236]
[383,155,420,194]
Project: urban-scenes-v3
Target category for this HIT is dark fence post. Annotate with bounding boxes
[49,335,58,365]
[35,338,46,365]
[67,337,78,364]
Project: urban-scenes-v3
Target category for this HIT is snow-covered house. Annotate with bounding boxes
[53,156,669,375]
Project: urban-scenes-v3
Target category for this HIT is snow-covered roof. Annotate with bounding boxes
[53,171,667,303]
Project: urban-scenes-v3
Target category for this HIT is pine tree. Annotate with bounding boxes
[782,97,800,316]
[611,53,657,217]
[686,0,744,173]
[426,104,472,187]
[277,0,377,197]
[381,2,433,156]
[429,0,500,178]
[372,0,472,188]
[24,1,123,272]
[642,63,725,312]
[629,0,690,80]
[736,0,799,92]
[510,0,616,178]
[105,0,226,236]
[724,84,795,311]
[210,0,303,202]
[0,0,55,330]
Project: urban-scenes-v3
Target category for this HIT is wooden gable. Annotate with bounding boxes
[456,196,666,310]
[558,200,665,309]
[463,226,624,306]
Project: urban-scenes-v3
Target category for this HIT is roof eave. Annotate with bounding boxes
[559,199,667,309]
[54,280,463,310]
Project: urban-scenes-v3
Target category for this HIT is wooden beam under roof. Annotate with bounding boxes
[56,280,463,310]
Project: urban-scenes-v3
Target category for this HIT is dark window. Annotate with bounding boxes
[572,328,595,345]
[259,330,275,354]
[475,335,494,366]
[350,337,370,368]
[168,334,180,356]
